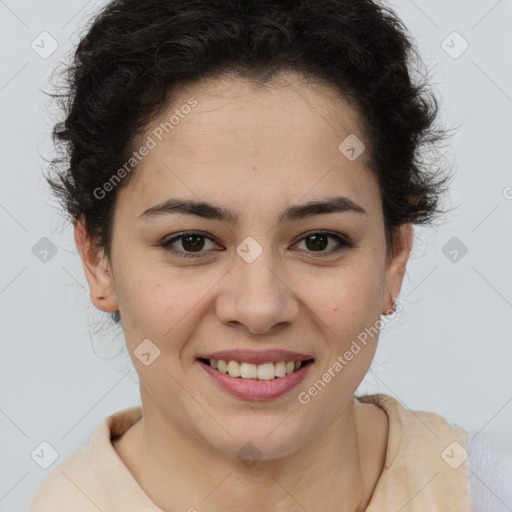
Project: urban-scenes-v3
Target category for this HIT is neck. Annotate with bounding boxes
[115,388,384,512]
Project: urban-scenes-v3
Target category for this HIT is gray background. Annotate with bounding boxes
[1,0,511,510]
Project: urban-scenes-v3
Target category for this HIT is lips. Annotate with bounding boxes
[196,349,315,401]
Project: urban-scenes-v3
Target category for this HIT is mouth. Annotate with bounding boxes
[196,354,315,401]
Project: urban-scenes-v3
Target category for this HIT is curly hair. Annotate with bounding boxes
[46,0,454,325]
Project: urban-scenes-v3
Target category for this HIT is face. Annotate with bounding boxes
[77,72,412,460]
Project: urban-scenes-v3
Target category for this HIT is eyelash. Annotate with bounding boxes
[160,231,353,259]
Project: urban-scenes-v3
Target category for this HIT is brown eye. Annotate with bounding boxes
[293,231,353,256]
[161,232,220,258]
[304,234,329,251]
[180,234,206,252]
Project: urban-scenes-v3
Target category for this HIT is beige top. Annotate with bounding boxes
[28,393,472,511]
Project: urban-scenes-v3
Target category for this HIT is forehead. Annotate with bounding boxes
[117,72,380,221]
[158,71,366,156]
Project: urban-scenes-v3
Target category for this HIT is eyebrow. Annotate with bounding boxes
[138,195,367,223]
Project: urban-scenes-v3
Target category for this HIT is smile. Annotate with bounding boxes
[197,357,314,401]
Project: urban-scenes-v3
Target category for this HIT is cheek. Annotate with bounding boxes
[116,260,217,351]
[305,263,383,337]
[112,254,176,340]
[301,269,382,399]
[120,279,182,342]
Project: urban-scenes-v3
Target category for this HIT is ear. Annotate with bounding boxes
[381,223,413,315]
[74,218,118,313]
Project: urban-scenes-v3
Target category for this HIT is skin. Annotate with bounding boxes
[75,71,413,511]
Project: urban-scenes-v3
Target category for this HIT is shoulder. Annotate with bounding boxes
[357,394,472,509]
[467,429,512,512]
[361,394,512,510]
[29,406,143,511]
[28,444,110,512]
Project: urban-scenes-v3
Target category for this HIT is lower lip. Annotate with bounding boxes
[197,360,313,401]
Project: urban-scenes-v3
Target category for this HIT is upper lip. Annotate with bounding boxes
[197,349,314,365]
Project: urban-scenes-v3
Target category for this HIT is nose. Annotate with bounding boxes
[215,248,300,335]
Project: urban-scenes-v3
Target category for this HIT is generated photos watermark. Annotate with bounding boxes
[297,302,403,405]
[93,97,198,200]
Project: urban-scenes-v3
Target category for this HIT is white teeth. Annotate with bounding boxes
[240,362,258,379]
[227,360,241,377]
[275,361,286,377]
[257,363,275,381]
[207,359,306,380]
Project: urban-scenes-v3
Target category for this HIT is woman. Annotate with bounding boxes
[30,0,479,510]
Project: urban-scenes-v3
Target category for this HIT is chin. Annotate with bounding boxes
[196,416,310,463]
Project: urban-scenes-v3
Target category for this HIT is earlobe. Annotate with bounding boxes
[73,218,118,313]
